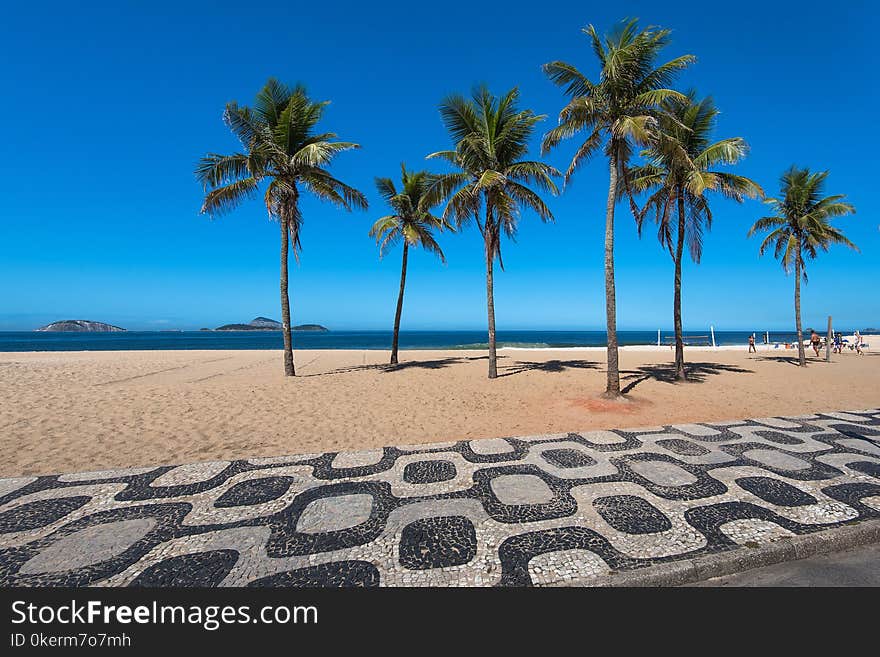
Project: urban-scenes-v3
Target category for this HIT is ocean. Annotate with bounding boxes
[0,329,807,352]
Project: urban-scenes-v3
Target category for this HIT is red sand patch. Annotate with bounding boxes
[569,395,653,414]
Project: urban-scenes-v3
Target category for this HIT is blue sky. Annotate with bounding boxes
[0,1,876,332]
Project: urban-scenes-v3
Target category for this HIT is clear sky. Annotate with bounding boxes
[0,1,876,332]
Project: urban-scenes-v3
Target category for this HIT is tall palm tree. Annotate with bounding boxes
[370,165,448,365]
[748,167,857,367]
[196,79,367,376]
[425,86,559,378]
[542,18,695,397]
[628,93,763,379]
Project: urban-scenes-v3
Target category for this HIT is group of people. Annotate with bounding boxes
[824,330,865,356]
[747,331,865,356]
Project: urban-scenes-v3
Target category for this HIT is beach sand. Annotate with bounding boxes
[1,345,878,477]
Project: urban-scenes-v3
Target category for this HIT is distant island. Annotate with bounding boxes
[36,320,125,332]
[212,317,328,332]
[215,316,282,331]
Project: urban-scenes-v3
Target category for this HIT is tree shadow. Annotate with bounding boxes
[751,354,831,367]
[620,361,754,394]
[302,355,490,377]
[496,359,600,378]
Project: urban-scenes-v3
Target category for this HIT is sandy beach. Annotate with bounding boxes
[1,344,877,477]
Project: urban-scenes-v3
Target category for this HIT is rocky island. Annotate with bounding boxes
[36,320,126,332]
[212,317,329,333]
[213,317,329,332]
[215,317,282,331]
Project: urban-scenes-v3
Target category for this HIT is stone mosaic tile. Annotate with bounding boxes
[1,408,879,587]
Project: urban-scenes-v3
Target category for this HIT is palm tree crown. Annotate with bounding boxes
[370,165,447,262]
[630,93,764,261]
[748,167,857,279]
[542,18,695,185]
[425,86,559,266]
[196,78,367,248]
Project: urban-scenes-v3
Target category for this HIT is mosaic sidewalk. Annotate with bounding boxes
[1,409,879,587]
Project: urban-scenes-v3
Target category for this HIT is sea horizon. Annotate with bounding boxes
[1,327,873,352]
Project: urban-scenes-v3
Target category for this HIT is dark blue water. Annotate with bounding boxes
[0,330,804,352]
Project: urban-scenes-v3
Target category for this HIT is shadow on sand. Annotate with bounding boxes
[302,355,489,377]
[620,361,753,394]
[496,359,600,378]
[301,355,601,378]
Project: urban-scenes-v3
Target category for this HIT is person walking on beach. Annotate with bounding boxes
[810,330,822,357]
[748,334,757,353]
[854,330,864,355]
[833,332,843,354]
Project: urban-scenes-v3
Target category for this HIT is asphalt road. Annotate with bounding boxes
[689,543,880,586]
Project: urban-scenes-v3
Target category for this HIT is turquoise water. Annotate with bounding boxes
[0,330,805,352]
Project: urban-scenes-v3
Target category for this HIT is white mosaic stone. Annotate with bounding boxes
[331,449,384,469]
[862,496,880,512]
[296,494,373,534]
[629,460,697,487]
[490,474,554,505]
[528,549,609,585]
[719,519,795,545]
[19,519,155,575]
[151,461,229,487]
[579,430,626,444]
[835,438,880,456]
[469,438,514,454]
[671,423,721,437]
[752,417,802,429]
[743,449,811,471]
[0,477,36,498]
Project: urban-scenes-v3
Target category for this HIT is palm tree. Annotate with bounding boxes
[425,86,559,378]
[196,79,367,376]
[370,165,448,365]
[542,18,695,397]
[628,93,763,379]
[748,167,857,367]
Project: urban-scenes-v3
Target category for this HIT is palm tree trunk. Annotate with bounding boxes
[794,255,805,367]
[390,242,408,365]
[673,192,686,380]
[280,216,295,377]
[604,153,620,396]
[486,227,498,380]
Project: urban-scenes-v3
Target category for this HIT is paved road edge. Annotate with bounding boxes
[548,518,880,587]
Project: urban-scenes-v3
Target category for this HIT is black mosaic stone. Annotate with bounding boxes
[753,430,804,446]
[541,448,596,468]
[214,477,294,508]
[848,461,880,479]
[248,561,380,587]
[0,496,90,534]
[735,476,817,507]
[497,526,623,587]
[656,439,710,457]
[593,495,673,534]
[399,516,477,570]
[403,460,457,484]
[130,550,239,587]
